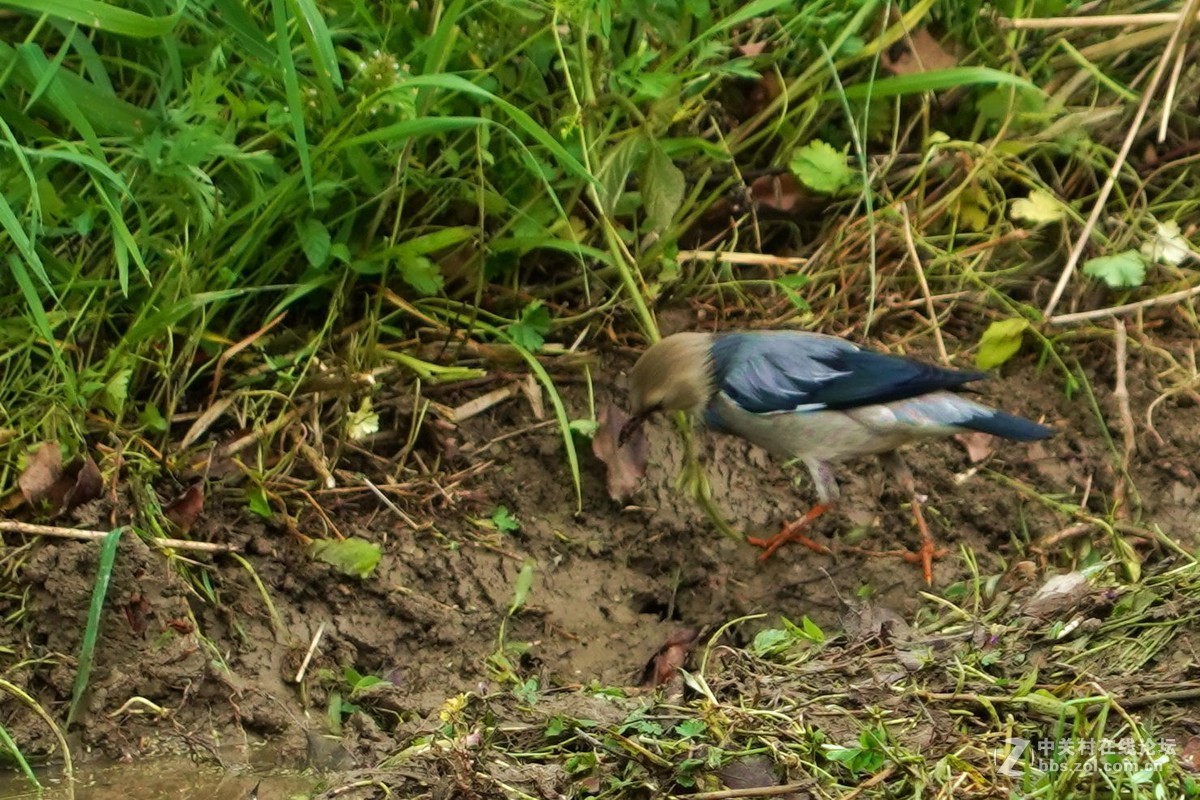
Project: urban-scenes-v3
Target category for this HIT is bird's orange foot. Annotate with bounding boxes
[746,503,833,562]
[848,542,949,585]
[847,499,945,584]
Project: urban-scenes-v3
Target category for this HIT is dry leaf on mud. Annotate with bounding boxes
[592,402,648,502]
[1180,736,1200,771]
[641,627,701,688]
[165,483,205,533]
[719,755,783,790]
[954,431,995,463]
[18,442,64,506]
[63,457,102,514]
[881,26,958,75]
[18,442,103,515]
[749,172,802,212]
[1020,571,1090,619]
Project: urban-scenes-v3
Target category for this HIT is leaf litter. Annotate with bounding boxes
[592,401,648,502]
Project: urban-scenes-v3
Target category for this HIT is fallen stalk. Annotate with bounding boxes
[0,520,240,553]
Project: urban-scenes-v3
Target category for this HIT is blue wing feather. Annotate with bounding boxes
[710,332,985,414]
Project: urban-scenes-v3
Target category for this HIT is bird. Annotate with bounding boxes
[619,330,1053,583]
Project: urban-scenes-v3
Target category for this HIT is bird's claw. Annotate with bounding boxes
[904,540,949,585]
[747,504,833,562]
[844,543,948,585]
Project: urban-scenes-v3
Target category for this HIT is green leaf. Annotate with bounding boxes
[799,615,825,643]
[640,140,685,233]
[545,716,567,738]
[776,273,810,310]
[507,301,552,352]
[597,134,647,215]
[139,403,168,433]
[674,718,707,739]
[297,218,331,268]
[789,140,853,195]
[956,183,991,232]
[976,318,1030,369]
[509,558,535,613]
[310,537,381,578]
[569,418,599,438]
[491,505,520,532]
[398,255,444,295]
[751,628,791,656]
[349,674,386,694]
[1083,250,1146,289]
[564,750,597,775]
[247,486,272,519]
[514,676,539,705]
[1009,189,1064,225]
[101,368,131,415]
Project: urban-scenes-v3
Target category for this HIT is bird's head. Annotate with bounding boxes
[619,332,715,445]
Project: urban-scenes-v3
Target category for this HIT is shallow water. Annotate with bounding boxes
[0,756,316,799]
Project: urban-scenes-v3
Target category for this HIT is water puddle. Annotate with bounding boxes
[0,754,318,799]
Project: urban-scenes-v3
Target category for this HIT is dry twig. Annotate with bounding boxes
[899,204,949,365]
[0,520,239,553]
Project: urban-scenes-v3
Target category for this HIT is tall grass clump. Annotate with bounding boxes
[0,0,1195,530]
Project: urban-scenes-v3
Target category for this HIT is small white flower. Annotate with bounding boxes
[347,398,380,441]
[1140,219,1191,265]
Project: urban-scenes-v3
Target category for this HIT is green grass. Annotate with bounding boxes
[2,0,1200,795]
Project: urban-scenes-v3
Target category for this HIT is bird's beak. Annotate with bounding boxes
[618,409,652,447]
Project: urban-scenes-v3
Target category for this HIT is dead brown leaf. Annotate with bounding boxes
[1181,735,1200,771]
[737,41,768,58]
[1020,572,1091,619]
[18,441,64,506]
[881,26,958,75]
[641,627,701,688]
[719,755,781,790]
[954,431,995,463]
[165,483,205,533]
[62,456,102,514]
[17,443,103,516]
[592,403,648,502]
[749,172,801,212]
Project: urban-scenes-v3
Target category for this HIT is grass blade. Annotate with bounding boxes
[207,0,274,62]
[2,0,181,37]
[0,41,155,136]
[0,722,39,788]
[270,0,314,200]
[0,679,71,789]
[288,0,342,92]
[66,528,122,729]
[828,67,1040,100]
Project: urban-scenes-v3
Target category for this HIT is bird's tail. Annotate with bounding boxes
[961,408,1053,441]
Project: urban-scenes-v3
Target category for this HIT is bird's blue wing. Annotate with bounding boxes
[709,332,985,414]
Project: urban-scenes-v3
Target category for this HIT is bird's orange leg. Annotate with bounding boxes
[746,503,833,562]
[847,499,947,584]
[908,498,942,585]
[849,453,949,584]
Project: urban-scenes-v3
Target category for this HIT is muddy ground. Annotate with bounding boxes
[2,318,1199,789]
